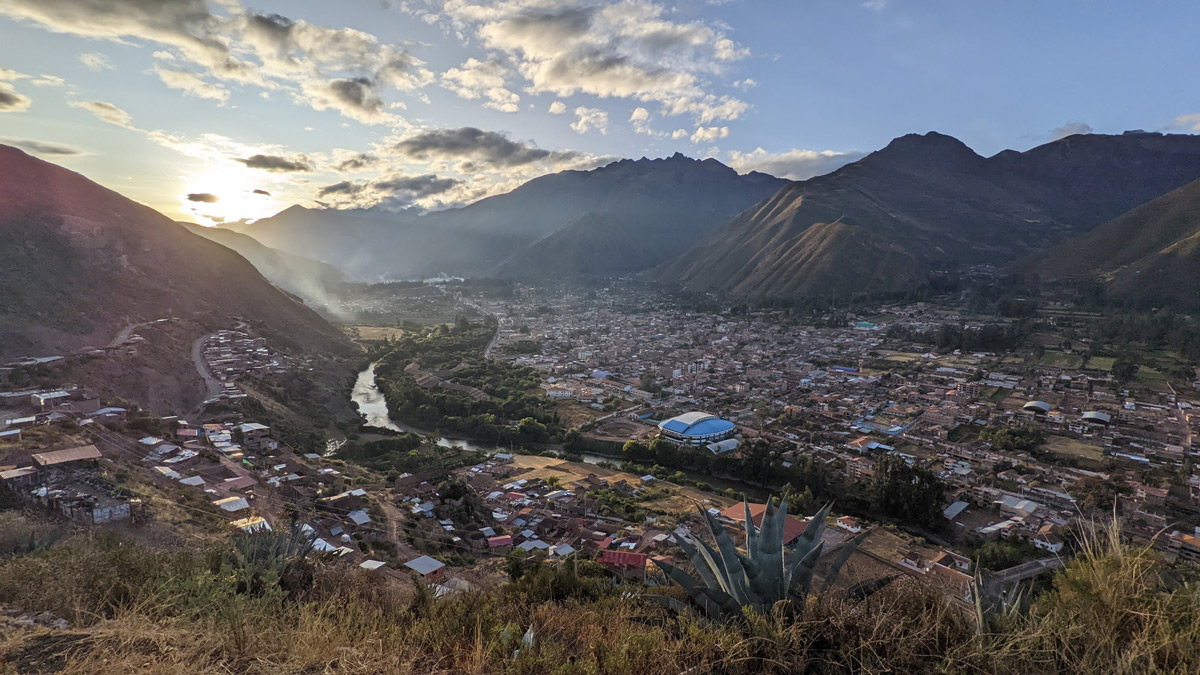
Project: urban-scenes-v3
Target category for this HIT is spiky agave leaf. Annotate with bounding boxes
[700,507,759,608]
[820,528,874,593]
[652,558,741,619]
[746,499,788,603]
[847,575,897,602]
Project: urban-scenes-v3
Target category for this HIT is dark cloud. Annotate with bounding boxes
[252,189,271,196]
[316,77,384,119]
[186,192,219,203]
[334,153,379,171]
[1,138,83,155]
[317,173,461,208]
[235,154,312,172]
[392,127,578,167]
[0,87,31,111]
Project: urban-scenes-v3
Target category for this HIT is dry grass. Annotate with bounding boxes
[345,325,407,342]
[2,514,1198,673]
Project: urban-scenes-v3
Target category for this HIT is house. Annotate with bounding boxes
[846,456,876,482]
[213,496,250,512]
[835,516,862,534]
[404,555,447,582]
[31,444,102,469]
[236,423,274,452]
[487,535,513,552]
[719,502,809,545]
[599,549,648,581]
[1033,525,1065,553]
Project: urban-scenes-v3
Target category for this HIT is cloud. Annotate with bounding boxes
[1,0,432,124]
[1050,121,1093,140]
[690,125,728,143]
[726,147,866,180]
[0,68,31,112]
[252,189,271,195]
[732,78,757,90]
[548,100,566,115]
[1170,113,1200,132]
[235,153,313,172]
[79,52,114,71]
[0,138,84,155]
[630,106,653,135]
[31,74,64,87]
[571,106,608,134]
[332,151,380,171]
[441,58,521,113]
[153,65,230,102]
[862,0,888,11]
[68,99,133,128]
[392,127,580,168]
[444,1,750,125]
[186,192,219,203]
[316,173,461,209]
[301,76,389,123]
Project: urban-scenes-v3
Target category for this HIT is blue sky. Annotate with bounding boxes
[1,0,1197,225]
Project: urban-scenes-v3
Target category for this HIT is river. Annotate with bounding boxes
[350,363,613,465]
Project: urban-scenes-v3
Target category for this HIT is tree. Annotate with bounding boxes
[869,457,946,531]
[1112,353,1139,385]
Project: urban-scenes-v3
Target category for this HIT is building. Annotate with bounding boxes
[846,456,876,482]
[236,423,273,451]
[404,555,447,582]
[31,445,102,469]
[599,549,648,581]
[657,412,736,446]
[719,502,809,545]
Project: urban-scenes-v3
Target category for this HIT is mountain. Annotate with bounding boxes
[658,131,1200,299]
[1029,177,1200,309]
[179,222,347,306]
[0,144,354,363]
[238,154,788,280]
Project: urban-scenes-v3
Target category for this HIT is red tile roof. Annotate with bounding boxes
[720,502,810,544]
[488,535,513,547]
[599,550,648,568]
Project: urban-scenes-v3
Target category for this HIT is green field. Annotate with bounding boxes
[1040,351,1083,369]
[1044,435,1105,462]
[1086,356,1115,371]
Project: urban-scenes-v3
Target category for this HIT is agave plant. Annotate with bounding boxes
[653,499,882,621]
[226,523,317,595]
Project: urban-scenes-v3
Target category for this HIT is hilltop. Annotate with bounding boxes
[1029,177,1200,309]
[239,154,788,281]
[0,145,356,407]
[658,131,1200,300]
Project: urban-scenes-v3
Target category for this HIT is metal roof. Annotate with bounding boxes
[659,412,735,436]
[404,555,446,576]
[31,444,101,466]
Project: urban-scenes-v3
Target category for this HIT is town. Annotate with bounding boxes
[4,283,1199,621]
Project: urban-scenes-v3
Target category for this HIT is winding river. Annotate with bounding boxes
[350,363,611,464]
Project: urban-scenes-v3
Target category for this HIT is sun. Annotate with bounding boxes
[177,165,286,226]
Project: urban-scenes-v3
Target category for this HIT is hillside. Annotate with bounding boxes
[239,154,788,280]
[658,131,1200,300]
[0,145,355,362]
[179,222,348,306]
[1030,177,1200,308]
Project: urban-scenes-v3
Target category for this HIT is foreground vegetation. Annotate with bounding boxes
[0,511,1198,674]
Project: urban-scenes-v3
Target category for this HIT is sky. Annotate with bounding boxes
[1,0,1198,225]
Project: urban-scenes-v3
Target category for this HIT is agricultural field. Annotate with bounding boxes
[1040,350,1083,369]
[344,324,406,341]
[1043,435,1105,463]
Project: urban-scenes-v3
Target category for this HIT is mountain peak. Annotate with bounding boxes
[868,131,982,170]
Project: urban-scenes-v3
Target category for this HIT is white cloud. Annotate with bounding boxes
[862,0,888,11]
[732,78,757,90]
[570,106,609,134]
[726,147,866,180]
[443,0,751,125]
[441,58,521,113]
[690,125,728,144]
[79,52,113,71]
[1050,121,1093,140]
[1171,113,1200,132]
[548,100,567,114]
[671,128,688,140]
[153,65,230,103]
[2,0,433,124]
[630,106,653,134]
[68,99,134,128]
[31,74,64,87]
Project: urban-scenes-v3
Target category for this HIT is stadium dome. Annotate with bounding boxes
[1022,400,1052,414]
[658,412,737,446]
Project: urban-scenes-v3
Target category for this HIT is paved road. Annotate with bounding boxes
[191,332,223,401]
